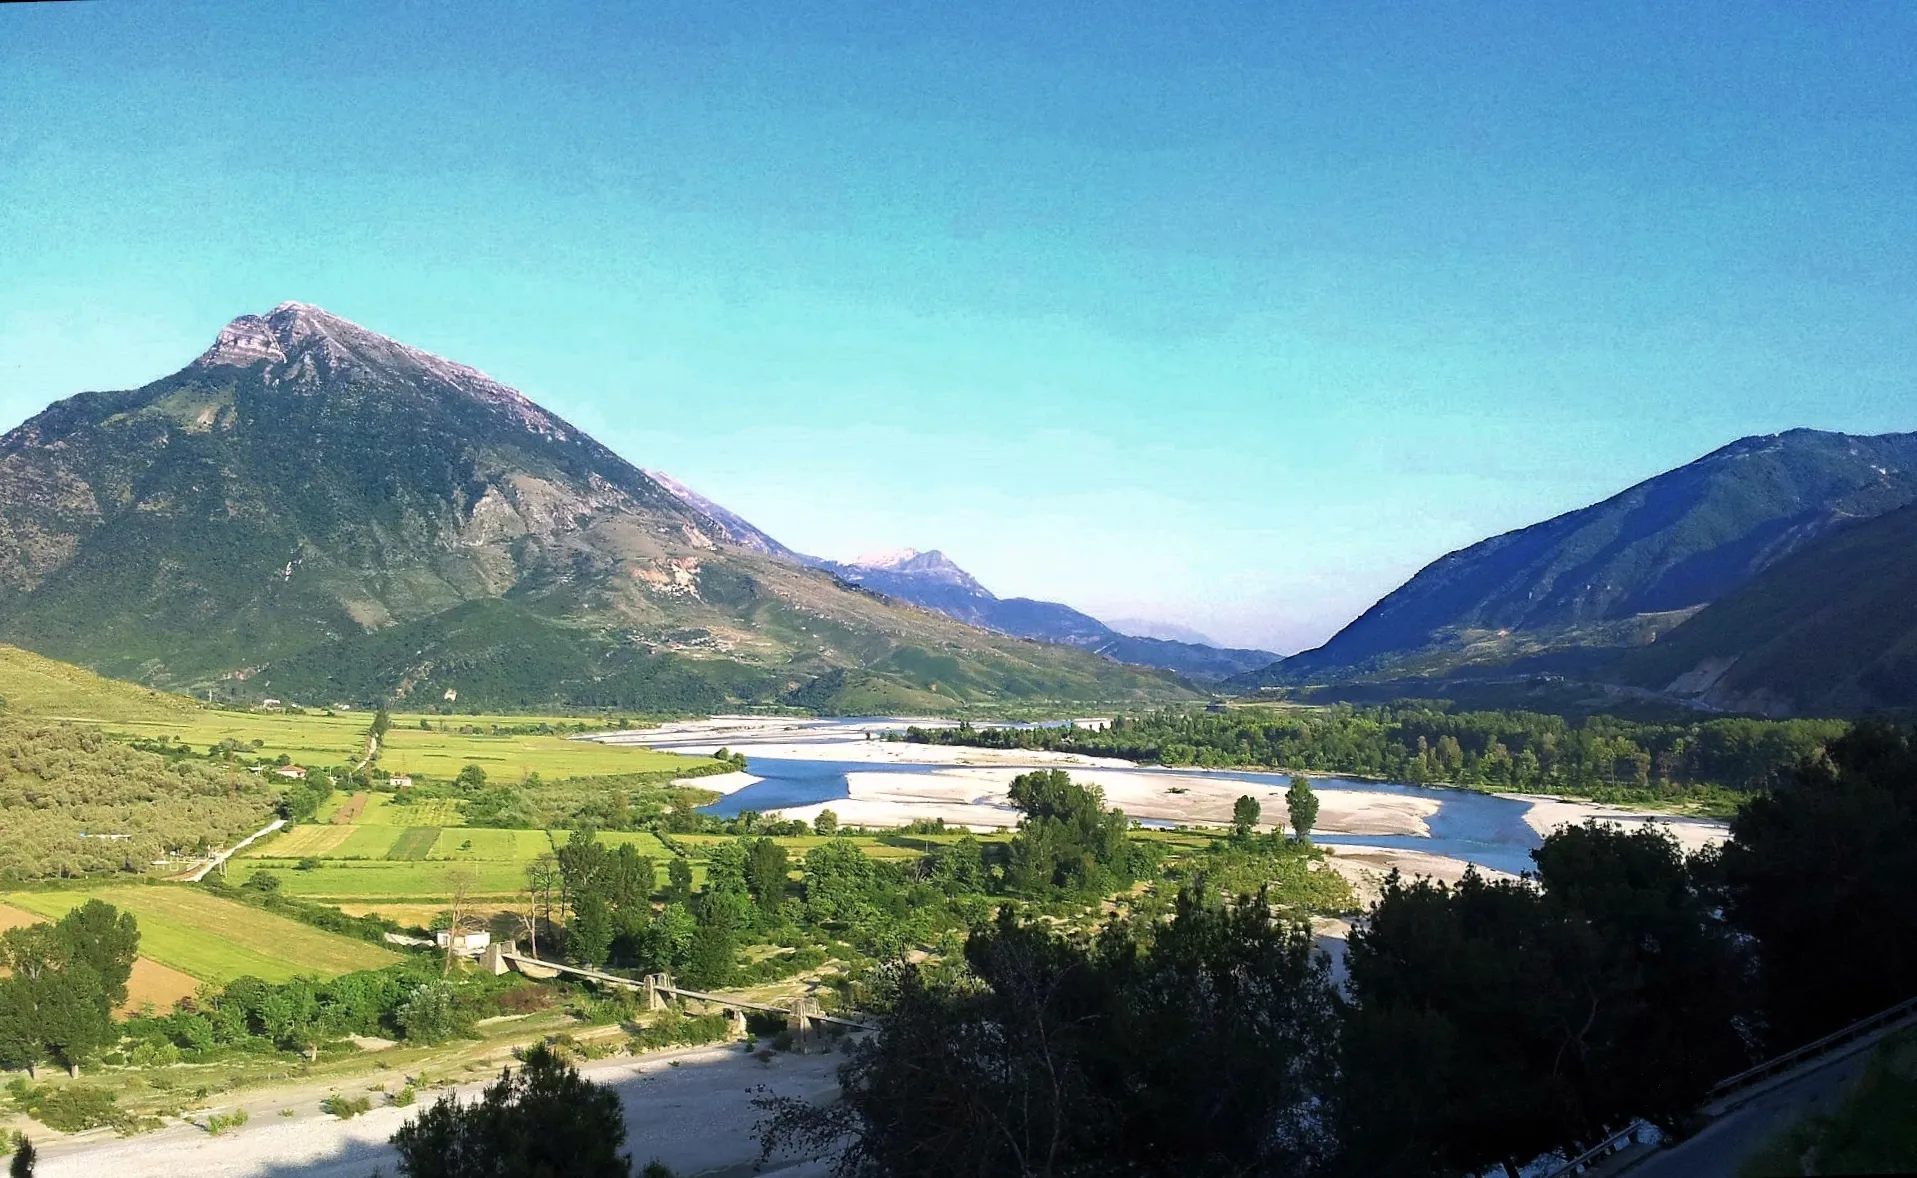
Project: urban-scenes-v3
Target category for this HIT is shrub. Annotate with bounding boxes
[321,1094,372,1119]
[203,1108,249,1135]
[391,1085,417,1108]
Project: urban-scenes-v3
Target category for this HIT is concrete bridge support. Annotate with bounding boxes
[787,996,825,1052]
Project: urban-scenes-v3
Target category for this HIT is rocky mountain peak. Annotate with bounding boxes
[188,302,570,441]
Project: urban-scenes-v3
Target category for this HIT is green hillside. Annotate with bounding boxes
[0,642,200,722]
[1616,501,1917,715]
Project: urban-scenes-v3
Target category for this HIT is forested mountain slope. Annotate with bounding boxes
[1242,429,1917,685]
[0,303,1185,711]
[1615,500,1917,716]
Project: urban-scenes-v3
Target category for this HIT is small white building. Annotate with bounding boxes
[388,774,414,789]
[435,929,491,956]
[275,765,307,779]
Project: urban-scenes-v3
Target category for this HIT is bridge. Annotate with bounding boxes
[480,944,875,1050]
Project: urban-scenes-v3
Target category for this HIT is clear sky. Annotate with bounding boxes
[3,2,1915,652]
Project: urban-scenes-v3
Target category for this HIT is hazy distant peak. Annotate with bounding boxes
[849,547,923,569]
[1104,616,1223,646]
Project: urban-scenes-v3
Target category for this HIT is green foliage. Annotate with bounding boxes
[1230,793,1260,839]
[1722,719,1917,1046]
[1005,769,1136,896]
[203,1107,249,1135]
[906,703,1843,804]
[391,1042,631,1177]
[757,889,1340,1178]
[1736,1027,1917,1176]
[1286,774,1318,838]
[395,981,465,1044]
[7,1084,129,1133]
[0,718,278,879]
[0,901,139,1074]
[321,1093,372,1119]
[812,809,838,836]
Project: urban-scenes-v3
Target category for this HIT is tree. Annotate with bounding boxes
[1723,719,1917,1046]
[664,857,695,906]
[569,889,615,967]
[683,891,744,989]
[1531,821,1749,1132]
[396,981,462,1044]
[524,852,561,958]
[1004,770,1133,896]
[441,866,483,976]
[756,888,1341,1178]
[745,838,790,911]
[1231,794,1261,840]
[1286,775,1318,840]
[51,900,139,1010]
[391,1042,631,1177]
[814,809,839,837]
[8,1135,34,1178]
[454,763,488,792]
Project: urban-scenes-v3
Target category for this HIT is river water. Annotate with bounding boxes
[702,754,1549,876]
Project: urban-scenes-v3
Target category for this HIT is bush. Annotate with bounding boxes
[13,1085,126,1133]
[321,1093,372,1119]
[391,1085,417,1108]
[203,1108,249,1135]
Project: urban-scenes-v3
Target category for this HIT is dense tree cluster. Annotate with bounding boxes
[904,705,1847,803]
[0,720,278,879]
[0,901,139,1077]
[762,720,1917,1178]
[393,1043,635,1177]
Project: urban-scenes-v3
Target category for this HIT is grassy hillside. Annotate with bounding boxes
[1616,501,1917,715]
[0,642,200,721]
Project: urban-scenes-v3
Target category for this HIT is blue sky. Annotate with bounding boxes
[3,2,1914,651]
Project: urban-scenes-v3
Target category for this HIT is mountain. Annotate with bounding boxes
[637,472,1281,682]
[1105,617,1224,647]
[1613,501,1917,716]
[1239,429,1917,686]
[0,303,1190,712]
[815,550,1278,681]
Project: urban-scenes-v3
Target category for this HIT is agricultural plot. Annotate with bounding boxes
[250,824,358,858]
[229,858,533,900]
[1,886,398,983]
[98,709,710,783]
[385,827,441,860]
[358,794,465,827]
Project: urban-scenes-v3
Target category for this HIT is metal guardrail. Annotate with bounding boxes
[1704,994,1917,1102]
[1540,992,1917,1178]
[1539,1120,1649,1178]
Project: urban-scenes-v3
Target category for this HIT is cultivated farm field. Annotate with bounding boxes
[0,886,399,983]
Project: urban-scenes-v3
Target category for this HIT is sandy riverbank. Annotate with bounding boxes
[35,1039,842,1178]
[1505,794,1728,855]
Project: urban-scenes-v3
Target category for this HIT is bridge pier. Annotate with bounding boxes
[644,972,673,1011]
[787,996,824,1052]
[727,1007,749,1041]
[481,943,509,976]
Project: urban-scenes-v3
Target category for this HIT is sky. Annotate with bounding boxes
[3,3,1915,653]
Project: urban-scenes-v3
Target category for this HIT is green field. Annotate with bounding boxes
[0,644,201,722]
[234,827,676,900]
[1,886,399,983]
[95,709,701,781]
[228,858,537,900]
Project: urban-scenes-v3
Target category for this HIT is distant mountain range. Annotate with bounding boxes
[0,303,1190,713]
[639,480,1279,681]
[1234,428,1917,715]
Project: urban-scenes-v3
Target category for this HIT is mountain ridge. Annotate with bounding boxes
[0,303,1190,712]
[642,474,1280,681]
[1237,427,1917,690]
